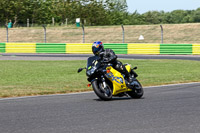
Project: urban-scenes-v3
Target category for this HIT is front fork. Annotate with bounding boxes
[101,75,107,88]
[99,75,112,96]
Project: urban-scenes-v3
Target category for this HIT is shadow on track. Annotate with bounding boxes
[93,97,145,101]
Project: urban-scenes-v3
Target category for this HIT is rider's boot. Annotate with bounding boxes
[122,66,133,83]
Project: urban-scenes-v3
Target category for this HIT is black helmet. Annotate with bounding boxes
[92,41,104,55]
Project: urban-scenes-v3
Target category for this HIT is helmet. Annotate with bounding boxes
[92,41,104,55]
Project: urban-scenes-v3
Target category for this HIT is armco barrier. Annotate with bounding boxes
[160,44,193,55]
[128,43,160,54]
[36,43,66,53]
[66,43,92,54]
[0,43,5,53]
[104,43,127,54]
[65,43,128,54]
[193,44,200,55]
[0,43,200,55]
[6,43,36,53]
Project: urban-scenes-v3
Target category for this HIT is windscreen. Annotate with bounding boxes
[87,56,99,68]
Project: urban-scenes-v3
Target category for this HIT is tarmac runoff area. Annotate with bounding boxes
[0,53,200,61]
[1,82,200,133]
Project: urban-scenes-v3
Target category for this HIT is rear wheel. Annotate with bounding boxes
[127,79,144,99]
[92,80,112,101]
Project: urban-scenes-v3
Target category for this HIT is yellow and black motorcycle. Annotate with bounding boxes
[78,56,143,101]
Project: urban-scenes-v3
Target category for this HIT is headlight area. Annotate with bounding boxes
[86,66,97,77]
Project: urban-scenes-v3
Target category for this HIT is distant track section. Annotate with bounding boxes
[0,53,200,61]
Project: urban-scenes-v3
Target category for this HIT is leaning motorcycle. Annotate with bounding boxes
[78,56,144,101]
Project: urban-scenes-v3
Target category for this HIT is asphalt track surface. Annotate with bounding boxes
[0,53,200,61]
[1,83,200,133]
[0,54,200,133]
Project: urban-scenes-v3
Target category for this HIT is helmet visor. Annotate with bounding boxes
[92,46,101,55]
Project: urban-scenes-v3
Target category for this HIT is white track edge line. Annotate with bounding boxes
[0,82,200,101]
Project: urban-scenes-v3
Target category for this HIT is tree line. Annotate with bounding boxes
[0,0,200,27]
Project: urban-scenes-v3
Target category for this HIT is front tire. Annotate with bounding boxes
[92,80,112,101]
[127,79,144,99]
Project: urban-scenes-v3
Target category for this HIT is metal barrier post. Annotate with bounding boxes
[121,24,125,43]
[42,25,46,43]
[27,19,29,27]
[5,24,8,42]
[160,25,163,44]
[82,24,85,43]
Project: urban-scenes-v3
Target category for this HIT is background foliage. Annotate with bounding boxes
[0,0,200,26]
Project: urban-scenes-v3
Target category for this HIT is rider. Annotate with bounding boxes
[92,41,133,83]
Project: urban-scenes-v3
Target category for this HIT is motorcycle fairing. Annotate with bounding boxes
[106,66,132,95]
[125,64,131,73]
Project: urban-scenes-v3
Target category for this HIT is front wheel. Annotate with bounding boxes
[92,80,112,101]
[127,79,144,99]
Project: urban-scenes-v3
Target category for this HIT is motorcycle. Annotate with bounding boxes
[78,56,144,101]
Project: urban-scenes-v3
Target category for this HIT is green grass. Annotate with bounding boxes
[0,59,200,98]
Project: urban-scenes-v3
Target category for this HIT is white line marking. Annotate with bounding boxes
[0,82,200,101]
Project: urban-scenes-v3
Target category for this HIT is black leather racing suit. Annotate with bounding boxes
[98,49,132,82]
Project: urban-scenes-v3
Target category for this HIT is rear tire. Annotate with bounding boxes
[127,79,144,99]
[92,80,112,101]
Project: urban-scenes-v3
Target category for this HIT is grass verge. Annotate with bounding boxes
[0,59,200,98]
